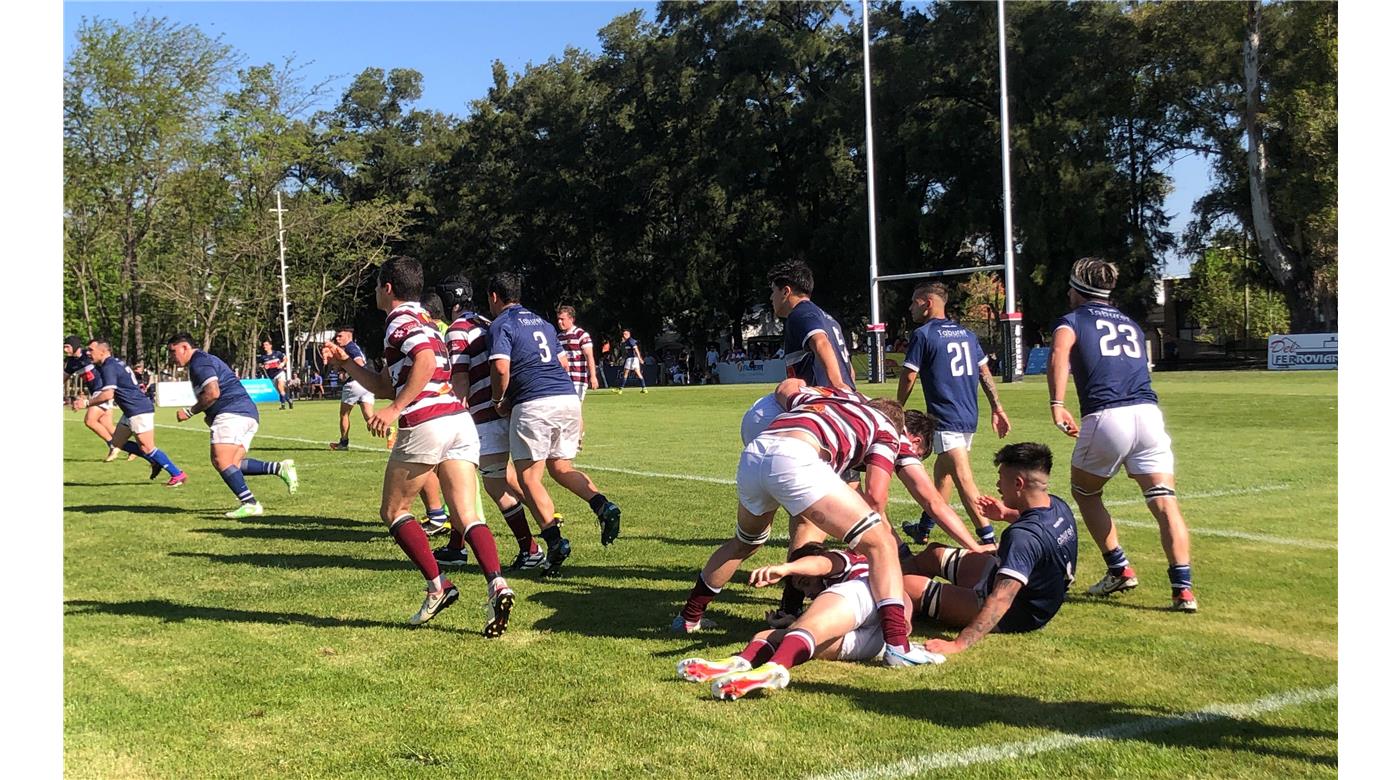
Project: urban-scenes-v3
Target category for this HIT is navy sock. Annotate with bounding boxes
[426,506,449,522]
[219,465,255,504]
[588,493,610,515]
[976,524,997,545]
[1102,546,1130,576]
[540,522,563,547]
[148,448,183,477]
[1168,564,1193,592]
[239,458,280,476]
[916,511,935,533]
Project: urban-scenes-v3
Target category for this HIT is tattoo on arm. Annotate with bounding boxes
[956,576,1021,649]
[980,367,1001,410]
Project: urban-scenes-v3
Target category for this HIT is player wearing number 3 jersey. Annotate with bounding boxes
[1050,257,1196,612]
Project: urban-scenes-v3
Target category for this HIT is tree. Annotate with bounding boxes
[1188,238,1289,346]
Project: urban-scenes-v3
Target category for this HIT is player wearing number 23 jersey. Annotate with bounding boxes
[1055,301,1157,417]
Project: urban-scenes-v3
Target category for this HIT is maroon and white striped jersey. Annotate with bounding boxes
[383,302,463,428]
[558,326,593,385]
[445,311,500,426]
[819,550,870,589]
[765,387,900,475]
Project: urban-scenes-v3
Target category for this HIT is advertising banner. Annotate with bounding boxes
[1267,333,1337,371]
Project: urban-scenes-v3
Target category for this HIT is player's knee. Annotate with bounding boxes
[843,511,883,550]
[919,581,944,621]
[940,548,969,583]
[386,512,414,530]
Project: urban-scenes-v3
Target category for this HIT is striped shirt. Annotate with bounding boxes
[766,387,900,475]
[558,326,593,385]
[820,550,870,589]
[445,311,500,426]
[383,302,463,428]
[894,433,925,471]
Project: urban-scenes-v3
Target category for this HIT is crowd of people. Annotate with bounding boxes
[64,254,1196,699]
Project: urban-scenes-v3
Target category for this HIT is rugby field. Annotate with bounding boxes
[63,371,1337,778]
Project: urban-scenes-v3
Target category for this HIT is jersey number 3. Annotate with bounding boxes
[533,332,553,363]
[1095,320,1142,358]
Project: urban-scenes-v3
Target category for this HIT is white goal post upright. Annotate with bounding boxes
[272,191,293,380]
[863,0,1024,383]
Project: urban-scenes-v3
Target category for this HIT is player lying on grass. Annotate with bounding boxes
[673,379,939,666]
[899,442,1078,658]
[676,544,925,700]
[763,411,997,629]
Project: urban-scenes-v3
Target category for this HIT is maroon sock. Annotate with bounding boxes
[465,523,503,582]
[877,600,910,651]
[680,575,722,623]
[449,526,466,551]
[390,516,441,582]
[769,629,814,669]
[737,638,776,666]
[502,505,537,554]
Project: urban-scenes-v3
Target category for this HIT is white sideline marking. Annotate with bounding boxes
[65,419,1333,548]
[807,685,1338,780]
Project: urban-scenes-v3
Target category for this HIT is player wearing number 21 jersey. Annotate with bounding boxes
[1050,257,1196,613]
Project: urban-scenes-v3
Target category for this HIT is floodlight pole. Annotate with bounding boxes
[861,0,886,383]
[271,191,293,378]
[996,0,1024,382]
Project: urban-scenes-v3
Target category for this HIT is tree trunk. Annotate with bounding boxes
[1244,0,1311,331]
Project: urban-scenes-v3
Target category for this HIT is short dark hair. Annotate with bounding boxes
[422,291,445,321]
[87,336,111,349]
[866,397,907,435]
[993,442,1054,478]
[557,305,577,319]
[789,542,828,561]
[167,333,196,348]
[903,410,936,458]
[64,335,84,350]
[335,324,355,335]
[768,260,814,297]
[378,255,424,301]
[487,272,521,304]
[912,281,949,301]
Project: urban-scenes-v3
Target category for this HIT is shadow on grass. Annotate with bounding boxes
[229,513,382,529]
[64,480,149,488]
[800,682,1337,768]
[190,525,384,543]
[627,535,742,548]
[1063,593,1178,613]
[65,504,185,515]
[64,598,470,635]
[170,551,410,572]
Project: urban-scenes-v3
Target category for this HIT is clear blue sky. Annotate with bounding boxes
[63,0,1207,274]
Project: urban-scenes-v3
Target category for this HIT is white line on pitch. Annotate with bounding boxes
[806,684,1338,780]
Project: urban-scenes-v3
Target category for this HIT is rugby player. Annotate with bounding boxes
[256,340,293,410]
[615,329,647,393]
[322,256,514,634]
[555,306,598,427]
[64,335,132,462]
[896,281,1010,546]
[674,380,939,667]
[486,272,623,576]
[676,544,924,700]
[87,338,186,485]
[906,442,1079,656]
[167,334,297,514]
[328,326,379,450]
[436,275,540,570]
[1050,257,1197,611]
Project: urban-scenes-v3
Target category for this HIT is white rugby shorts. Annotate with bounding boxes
[736,433,847,517]
[209,413,259,450]
[1071,402,1175,478]
[390,412,480,465]
[932,430,975,455]
[509,394,583,462]
[740,393,782,446]
[341,381,375,406]
[623,356,640,371]
[118,412,155,435]
[826,577,887,662]
[572,381,588,402]
[92,400,114,412]
[476,417,510,457]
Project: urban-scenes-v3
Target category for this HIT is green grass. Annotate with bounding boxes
[64,372,1337,778]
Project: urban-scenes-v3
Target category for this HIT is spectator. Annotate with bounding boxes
[309,370,325,399]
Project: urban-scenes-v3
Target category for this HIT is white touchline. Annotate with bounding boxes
[64,418,386,452]
[806,685,1338,780]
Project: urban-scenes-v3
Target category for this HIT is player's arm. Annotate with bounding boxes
[490,358,512,415]
[773,377,808,410]
[88,386,115,406]
[897,465,991,551]
[896,367,918,407]
[584,344,598,389]
[860,463,894,519]
[926,575,1023,656]
[979,363,1011,438]
[335,353,394,398]
[1048,326,1078,437]
[748,551,848,588]
[806,331,851,392]
[177,376,220,421]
